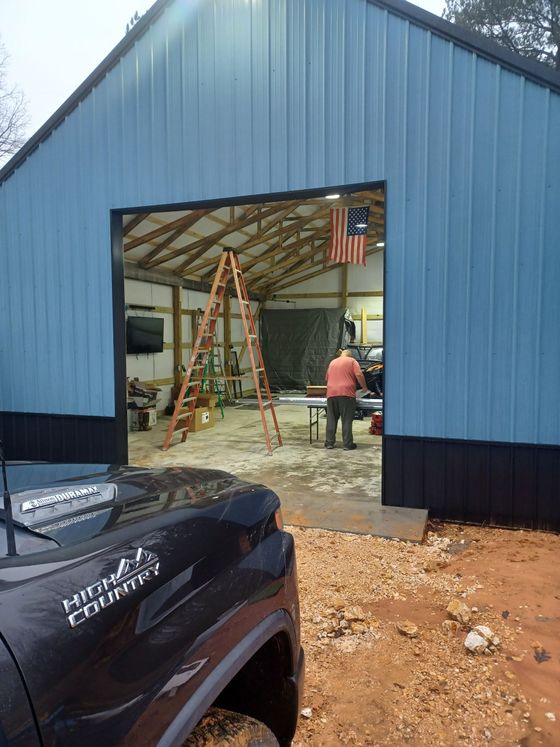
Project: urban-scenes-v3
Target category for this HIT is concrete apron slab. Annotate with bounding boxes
[282,498,428,542]
[128,404,426,542]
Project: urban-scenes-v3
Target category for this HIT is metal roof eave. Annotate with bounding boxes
[369,0,560,94]
[1,0,559,187]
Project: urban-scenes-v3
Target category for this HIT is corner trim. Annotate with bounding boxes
[383,434,560,530]
[111,212,128,464]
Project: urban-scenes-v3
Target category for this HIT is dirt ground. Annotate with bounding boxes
[290,522,560,747]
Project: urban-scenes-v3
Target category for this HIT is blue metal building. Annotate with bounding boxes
[1,0,559,528]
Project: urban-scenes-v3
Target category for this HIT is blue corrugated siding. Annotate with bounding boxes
[0,0,559,444]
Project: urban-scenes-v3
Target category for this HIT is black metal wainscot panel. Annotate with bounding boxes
[0,412,127,464]
[383,435,560,531]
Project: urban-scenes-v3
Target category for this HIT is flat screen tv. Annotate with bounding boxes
[127,316,164,354]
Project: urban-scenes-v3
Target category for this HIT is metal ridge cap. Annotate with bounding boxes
[367,0,560,95]
[0,0,172,186]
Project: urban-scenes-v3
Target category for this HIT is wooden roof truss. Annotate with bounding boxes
[122,189,384,297]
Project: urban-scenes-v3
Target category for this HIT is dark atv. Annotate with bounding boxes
[0,445,303,746]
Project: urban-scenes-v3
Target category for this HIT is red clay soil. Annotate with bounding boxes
[290,522,560,747]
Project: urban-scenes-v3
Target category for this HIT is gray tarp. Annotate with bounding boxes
[261,308,346,391]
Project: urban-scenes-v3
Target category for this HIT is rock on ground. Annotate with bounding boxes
[290,522,560,746]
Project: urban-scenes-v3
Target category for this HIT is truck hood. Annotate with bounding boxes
[2,462,275,555]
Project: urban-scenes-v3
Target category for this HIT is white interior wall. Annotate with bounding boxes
[265,251,384,344]
[123,249,383,411]
[125,279,261,412]
[125,279,174,410]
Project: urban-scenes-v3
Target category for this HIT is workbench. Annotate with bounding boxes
[277,396,383,444]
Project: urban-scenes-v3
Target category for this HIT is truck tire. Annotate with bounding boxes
[185,707,279,747]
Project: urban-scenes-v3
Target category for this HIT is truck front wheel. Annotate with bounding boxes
[185,707,279,746]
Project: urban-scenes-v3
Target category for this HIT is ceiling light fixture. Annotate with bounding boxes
[376,241,385,247]
[325,194,340,199]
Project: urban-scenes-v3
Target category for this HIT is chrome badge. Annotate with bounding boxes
[21,485,102,513]
[61,548,160,628]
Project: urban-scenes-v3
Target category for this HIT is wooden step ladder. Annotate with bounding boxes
[162,249,283,454]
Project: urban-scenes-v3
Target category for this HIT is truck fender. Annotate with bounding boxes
[158,609,298,747]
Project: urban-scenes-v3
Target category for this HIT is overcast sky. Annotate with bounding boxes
[1,0,445,139]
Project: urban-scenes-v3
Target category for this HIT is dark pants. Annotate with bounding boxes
[325,396,356,448]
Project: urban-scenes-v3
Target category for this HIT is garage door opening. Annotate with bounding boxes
[116,182,385,531]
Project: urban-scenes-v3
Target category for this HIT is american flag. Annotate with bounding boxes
[329,206,369,265]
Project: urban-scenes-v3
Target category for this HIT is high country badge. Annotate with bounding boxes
[61,548,160,628]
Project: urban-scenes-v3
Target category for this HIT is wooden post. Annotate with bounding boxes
[172,286,182,388]
[223,293,232,377]
[190,309,198,358]
[341,265,348,309]
[361,307,368,343]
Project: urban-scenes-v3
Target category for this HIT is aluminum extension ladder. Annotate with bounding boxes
[162,249,283,454]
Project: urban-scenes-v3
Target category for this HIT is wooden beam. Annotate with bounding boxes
[243,232,329,283]
[197,206,331,280]
[138,210,209,267]
[128,304,173,314]
[271,289,384,299]
[234,228,309,274]
[142,377,175,388]
[341,265,348,309]
[282,248,317,279]
[217,204,310,254]
[170,203,295,274]
[226,205,331,254]
[172,286,182,388]
[254,242,332,293]
[348,290,384,297]
[255,237,381,294]
[124,210,209,252]
[267,248,383,294]
[187,211,301,278]
[361,307,368,343]
[190,309,198,362]
[123,213,150,236]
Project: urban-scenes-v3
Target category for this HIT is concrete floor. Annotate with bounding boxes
[128,404,426,541]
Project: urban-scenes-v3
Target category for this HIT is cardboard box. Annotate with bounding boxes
[129,408,157,431]
[196,393,218,409]
[190,406,215,432]
[306,385,327,397]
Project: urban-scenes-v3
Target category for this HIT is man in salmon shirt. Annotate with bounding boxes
[324,349,372,450]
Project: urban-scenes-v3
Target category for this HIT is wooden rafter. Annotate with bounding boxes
[139,204,257,269]
[123,213,150,236]
[188,204,301,277]
[124,210,210,252]
[199,205,332,280]
[123,189,385,282]
[248,230,328,275]
[138,210,210,267]
[186,225,298,277]
[253,251,320,294]
[244,231,329,284]
[262,247,384,295]
[254,241,330,292]
[173,202,300,275]
[223,205,331,254]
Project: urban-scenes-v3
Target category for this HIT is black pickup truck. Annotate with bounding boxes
[0,458,304,746]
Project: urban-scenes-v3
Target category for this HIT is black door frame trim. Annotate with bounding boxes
[110,179,386,467]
